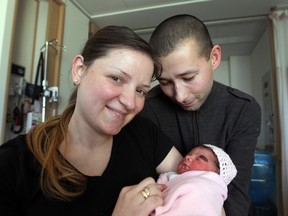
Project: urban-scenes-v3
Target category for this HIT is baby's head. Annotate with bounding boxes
[177,144,237,185]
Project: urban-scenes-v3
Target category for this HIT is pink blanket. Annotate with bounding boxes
[150,171,227,216]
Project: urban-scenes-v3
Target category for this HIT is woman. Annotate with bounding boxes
[0,26,182,216]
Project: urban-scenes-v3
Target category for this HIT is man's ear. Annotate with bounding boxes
[72,55,85,86]
[210,45,221,70]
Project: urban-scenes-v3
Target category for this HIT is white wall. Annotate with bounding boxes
[230,55,252,96]
[214,28,272,149]
[58,0,89,114]
[250,28,273,149]
[214,56,253,96]
[0,0,17,143]
[214,60,230,85]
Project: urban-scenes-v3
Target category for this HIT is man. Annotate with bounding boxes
[140,14,261,216]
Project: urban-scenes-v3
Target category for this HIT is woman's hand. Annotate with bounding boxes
[112,177,166,216]
[222,207,226,216]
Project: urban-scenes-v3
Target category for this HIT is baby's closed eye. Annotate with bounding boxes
[199,155,208,162]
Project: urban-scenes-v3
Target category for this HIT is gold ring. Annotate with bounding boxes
[141,187,150,200]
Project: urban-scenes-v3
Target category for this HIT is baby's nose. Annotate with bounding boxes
[184,156,192,162]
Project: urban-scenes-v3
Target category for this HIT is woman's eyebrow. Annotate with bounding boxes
[112,68,151,88]
[112,67,131,79]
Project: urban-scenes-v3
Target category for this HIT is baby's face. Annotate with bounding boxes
[177,147,219,174]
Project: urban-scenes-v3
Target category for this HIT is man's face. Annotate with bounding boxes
[158,40,215,111]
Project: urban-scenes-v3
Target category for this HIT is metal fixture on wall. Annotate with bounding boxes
[39,39,65,122]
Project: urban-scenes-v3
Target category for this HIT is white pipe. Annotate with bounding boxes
[134,15,267,34]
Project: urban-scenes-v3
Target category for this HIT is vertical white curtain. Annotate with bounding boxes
[270,9,288,216]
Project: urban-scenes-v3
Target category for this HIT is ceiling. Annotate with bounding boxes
[70,0,287,60]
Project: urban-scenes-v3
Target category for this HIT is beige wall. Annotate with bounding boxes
[58,0,89,114]
[0,0,17,143]
[2,0,89,142]
[12,0,37,82]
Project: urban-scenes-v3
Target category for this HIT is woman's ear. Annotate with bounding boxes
[72,55,85,86]
[210,45,221,70]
